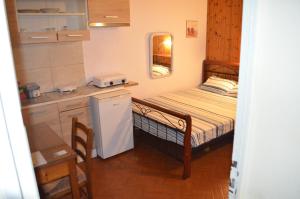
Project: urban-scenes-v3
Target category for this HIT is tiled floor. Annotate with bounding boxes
[90,138,233,199]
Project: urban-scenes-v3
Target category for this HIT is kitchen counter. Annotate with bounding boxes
[21,81,138,109]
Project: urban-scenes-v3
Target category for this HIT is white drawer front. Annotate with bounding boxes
[58,98,89,112]
[22,104,62,137]
[60,107,92,146]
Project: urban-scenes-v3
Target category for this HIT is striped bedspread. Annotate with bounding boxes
[132,88,237,148]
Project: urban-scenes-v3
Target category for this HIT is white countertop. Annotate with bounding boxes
[21,81,138,109]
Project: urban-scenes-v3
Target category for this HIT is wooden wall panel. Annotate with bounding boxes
[206,0,243,63]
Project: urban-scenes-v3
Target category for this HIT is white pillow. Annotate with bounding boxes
[201,76,238,97]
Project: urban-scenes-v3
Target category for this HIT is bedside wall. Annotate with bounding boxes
[83,0,208,98]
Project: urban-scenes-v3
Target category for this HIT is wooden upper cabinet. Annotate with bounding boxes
[57,30,90,42]
[19,32,58,44]
[88,0,130,27]
[5,0,90,45]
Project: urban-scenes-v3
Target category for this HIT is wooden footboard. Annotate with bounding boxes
[132,97,192,179]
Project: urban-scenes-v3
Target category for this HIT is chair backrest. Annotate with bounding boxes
[71,117,93,198]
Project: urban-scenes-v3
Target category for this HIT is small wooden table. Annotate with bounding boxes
[27,123,80,199]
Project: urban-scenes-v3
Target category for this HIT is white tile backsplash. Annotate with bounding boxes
[50,42,84,67]
[51,64,86,89]
[13,44,52,70]
[13,42,85,92]
[16,68,54,93]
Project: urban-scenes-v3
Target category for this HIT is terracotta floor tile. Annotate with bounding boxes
[89,137,233,199]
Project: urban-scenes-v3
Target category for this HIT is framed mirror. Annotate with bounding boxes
[150,33,173,78]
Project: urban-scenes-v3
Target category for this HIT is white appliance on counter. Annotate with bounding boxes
[90,89,133,159]
[92,73,128,88]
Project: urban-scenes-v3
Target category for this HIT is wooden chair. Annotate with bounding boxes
[41,117,94,199]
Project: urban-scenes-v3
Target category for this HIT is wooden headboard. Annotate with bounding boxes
[202,60,239,83]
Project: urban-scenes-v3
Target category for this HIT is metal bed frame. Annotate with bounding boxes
[132,60,239,179]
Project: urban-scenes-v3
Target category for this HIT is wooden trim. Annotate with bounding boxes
[132,97,192,179]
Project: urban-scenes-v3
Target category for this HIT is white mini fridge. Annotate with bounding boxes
[90,90,134,159]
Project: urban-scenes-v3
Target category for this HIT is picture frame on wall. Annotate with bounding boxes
[186,20,198,38]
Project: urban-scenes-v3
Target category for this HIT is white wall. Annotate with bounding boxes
[236,0,300,198]
[83,0,207,98]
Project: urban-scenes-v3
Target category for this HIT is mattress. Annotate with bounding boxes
[132,88,237,148]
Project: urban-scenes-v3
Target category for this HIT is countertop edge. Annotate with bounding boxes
[21,81,138,110]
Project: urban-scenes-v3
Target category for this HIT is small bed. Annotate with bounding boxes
[132,60,239,179]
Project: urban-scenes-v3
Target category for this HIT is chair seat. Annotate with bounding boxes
[41,165,86,198]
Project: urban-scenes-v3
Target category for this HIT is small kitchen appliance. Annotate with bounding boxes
[92,73,128,88]
[25,82,40,98]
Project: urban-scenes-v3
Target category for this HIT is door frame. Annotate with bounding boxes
[0,1,39,198]
[230,0,258,198]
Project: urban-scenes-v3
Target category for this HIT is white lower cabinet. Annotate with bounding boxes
[22,97,92,147]
[91,90,134,159]
[22,104,62,137]
[59,106,92,146]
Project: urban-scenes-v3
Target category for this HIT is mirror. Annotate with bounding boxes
[150,33,173,78]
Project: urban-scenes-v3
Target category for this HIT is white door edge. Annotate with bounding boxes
[229,0,259,198]
[0,1,39,199]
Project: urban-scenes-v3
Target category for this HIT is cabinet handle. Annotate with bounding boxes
[30,36,49,39]
[104,15,119,19]
[66,34,83,37]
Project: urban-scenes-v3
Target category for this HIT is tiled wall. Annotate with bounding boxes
[13,42,86,93]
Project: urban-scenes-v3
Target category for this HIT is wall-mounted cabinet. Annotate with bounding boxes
[88,0,130,27]
[6,0,90,45]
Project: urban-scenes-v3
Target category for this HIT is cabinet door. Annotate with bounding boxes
[57,30,90,42]
[97,94,133,158]
[88,0,130,26]
[60,107,92,146]
[22,104,62,137]
[19,32,58,44]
